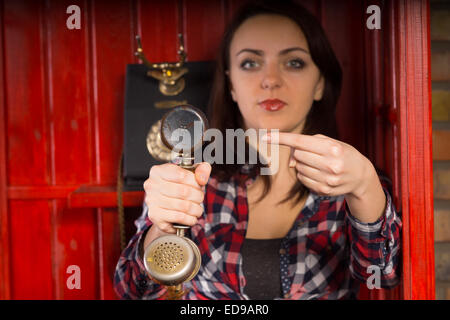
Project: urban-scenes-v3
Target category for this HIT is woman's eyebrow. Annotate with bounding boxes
[236,48,264,56]
[236,47,310,56]
[280,47,310,55]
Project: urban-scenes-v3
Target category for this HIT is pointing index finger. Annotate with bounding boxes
[263,132,329,156]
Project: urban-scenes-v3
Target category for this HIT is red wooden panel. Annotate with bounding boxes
[384,0,402,210]
[45,0,92,185]
[183,0,226,61]
[3,0,49,185]
[53,201,98,299]
[384,0,403,300]
[90,0,136,299]
[321,0,367,153]
[2,0,54,300]
[97,208,122,299]
[43,0,98,299]
[137,0,179,63]
[363,0,385,167]
[9,200,53,299]
[91,0,134,184]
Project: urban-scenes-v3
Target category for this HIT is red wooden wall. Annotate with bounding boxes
[0,0,433,300]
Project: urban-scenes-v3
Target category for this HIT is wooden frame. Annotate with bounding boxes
[396,0,435,299]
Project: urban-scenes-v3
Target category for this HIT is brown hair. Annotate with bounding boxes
[207,0,342,206]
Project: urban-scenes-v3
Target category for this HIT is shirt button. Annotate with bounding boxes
[279,248,287,255]
[138,279,148,288]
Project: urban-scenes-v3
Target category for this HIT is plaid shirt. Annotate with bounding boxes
[114,169,402,300]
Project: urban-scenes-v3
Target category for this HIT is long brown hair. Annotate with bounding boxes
[207,0,342,206]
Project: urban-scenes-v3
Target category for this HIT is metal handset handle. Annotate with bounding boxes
[172,155,196,230]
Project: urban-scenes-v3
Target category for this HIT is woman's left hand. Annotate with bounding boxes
[264,132,375,198]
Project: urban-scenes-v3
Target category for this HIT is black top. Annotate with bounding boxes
[241,237,283,299]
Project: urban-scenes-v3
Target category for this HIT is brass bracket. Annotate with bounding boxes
[135,34,188,96]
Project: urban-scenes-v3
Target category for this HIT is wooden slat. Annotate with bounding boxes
[68,185,144,208]
[398,0,435,299]
[382,0,403,300]
[8,186,78,199]
[363,0,385,167]
[96,208,122,299]
[322,0,367,153]
[9,200,53,298]
[90,0,135,185]
[137,0,179,63]
[183,0,226,61]
[2,0,54,299]
[44,0,97,299]
[45,0,92,185]
[90,0,135,299]
[385,0,402,221]
[4,0,49,185]
[52,200,98,299]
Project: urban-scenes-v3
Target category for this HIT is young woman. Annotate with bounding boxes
[114,1,402,300]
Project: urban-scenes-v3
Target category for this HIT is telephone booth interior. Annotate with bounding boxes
[0,0,434,300]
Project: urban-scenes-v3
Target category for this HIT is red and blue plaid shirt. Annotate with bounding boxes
[114,168,402,300]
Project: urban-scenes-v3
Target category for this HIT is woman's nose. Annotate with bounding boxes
[261,67,282,90]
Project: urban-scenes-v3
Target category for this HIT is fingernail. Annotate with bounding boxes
[289,158,296,167]
[261,134,270,142]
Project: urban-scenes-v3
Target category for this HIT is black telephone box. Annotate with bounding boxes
[122,61,215,190]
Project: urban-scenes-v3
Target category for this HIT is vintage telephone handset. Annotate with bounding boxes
[143,105,208,299]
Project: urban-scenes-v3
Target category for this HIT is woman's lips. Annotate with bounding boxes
[258,99,286,111]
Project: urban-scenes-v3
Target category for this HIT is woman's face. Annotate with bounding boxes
[227,14,324,133]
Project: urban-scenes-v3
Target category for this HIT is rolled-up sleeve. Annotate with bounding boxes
[114,203,167,299]
[345,179,402,289]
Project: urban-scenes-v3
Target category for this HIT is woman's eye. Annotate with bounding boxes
[287,59,305,69]
[240,59,259,70]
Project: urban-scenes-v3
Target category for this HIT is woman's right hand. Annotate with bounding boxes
[143,162,212,234]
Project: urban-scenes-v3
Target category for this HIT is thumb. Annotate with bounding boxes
[194,162,212,186]
[289,147,296,168]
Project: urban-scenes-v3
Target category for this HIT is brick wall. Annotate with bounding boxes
[431,0,450,301]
